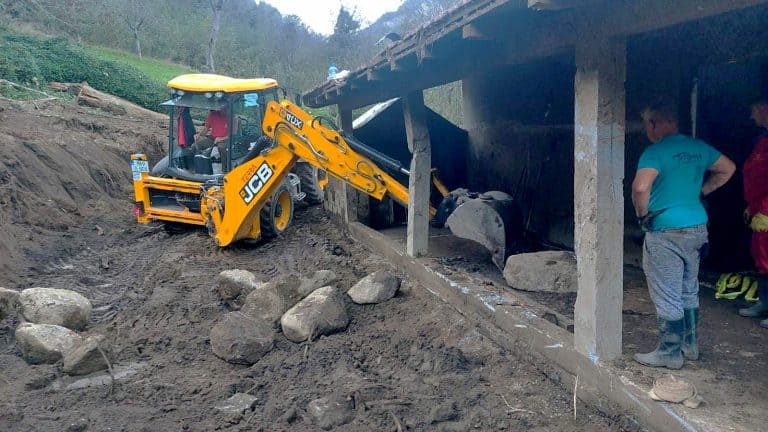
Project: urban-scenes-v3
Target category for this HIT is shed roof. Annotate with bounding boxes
[303,0,768,109]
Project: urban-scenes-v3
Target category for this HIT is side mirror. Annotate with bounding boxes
[294,93,303,107]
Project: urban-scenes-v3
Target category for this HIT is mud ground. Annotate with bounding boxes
[0,99,634,431]
[424,231,768,432]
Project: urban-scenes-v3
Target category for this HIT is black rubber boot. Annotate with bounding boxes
[633,317,684,369]
[738,278,768,317]
[682,308,699,360]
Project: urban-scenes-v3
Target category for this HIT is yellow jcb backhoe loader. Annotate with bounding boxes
[130,74,524,269]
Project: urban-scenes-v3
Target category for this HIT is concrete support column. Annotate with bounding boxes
[402,90,432,257]
[573,37,626,361]
[324,106,369,224]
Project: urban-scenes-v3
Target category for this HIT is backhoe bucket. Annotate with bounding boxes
[444,191,524,271]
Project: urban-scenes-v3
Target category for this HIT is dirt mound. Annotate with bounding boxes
[0,98,165,285]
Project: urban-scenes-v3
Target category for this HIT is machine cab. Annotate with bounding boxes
[160,74,279,178]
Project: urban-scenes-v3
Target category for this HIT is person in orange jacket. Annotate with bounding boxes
[738,97,768,328]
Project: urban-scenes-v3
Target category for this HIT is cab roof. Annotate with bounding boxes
[167,74,278,93]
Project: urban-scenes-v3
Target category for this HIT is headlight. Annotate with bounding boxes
[205,92,213,98]
[215,92,224,98]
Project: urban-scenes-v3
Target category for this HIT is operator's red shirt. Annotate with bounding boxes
[744,131,768,216]
[205,110,229,138]
[177,112,189,147]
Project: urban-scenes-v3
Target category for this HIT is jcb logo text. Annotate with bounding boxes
[239,163,273,204]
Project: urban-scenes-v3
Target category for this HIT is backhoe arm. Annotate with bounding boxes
[262,99,415,209]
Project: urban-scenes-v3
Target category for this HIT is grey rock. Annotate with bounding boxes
[19,288,92,330]
[15,323,82,364]
[298,270,338,297]
[210,312,275,365]
[503,251,577,293]
[241,275,302,327]
[307,395,355,430]
[347,271,401,304]
[216,270,262,302]
[63,334,108,375]
[56,362,145,391]
[0,287,20,320]
[431,400,458,423]
[280,406,298,423]
[214,393,258,416]
[281,286,349,343]
[65,418,89,432]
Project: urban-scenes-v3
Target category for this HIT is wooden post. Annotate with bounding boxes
[573,36,626,361]
[402,90,432,257]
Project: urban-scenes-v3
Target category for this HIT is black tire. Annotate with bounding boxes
[260,181,294,239]
[294,162,326,205]
[163,221,190,235]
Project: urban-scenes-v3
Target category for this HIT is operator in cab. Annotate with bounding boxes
[195,108,229,150]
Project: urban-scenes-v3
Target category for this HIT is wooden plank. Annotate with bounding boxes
[528,0,603,11]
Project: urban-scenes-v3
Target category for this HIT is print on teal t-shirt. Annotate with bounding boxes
[637,134,721,231]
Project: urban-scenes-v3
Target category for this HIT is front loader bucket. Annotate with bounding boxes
[445,191,524,271]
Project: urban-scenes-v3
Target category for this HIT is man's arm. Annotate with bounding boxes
[632,168,659,217]
[701,155,736,197]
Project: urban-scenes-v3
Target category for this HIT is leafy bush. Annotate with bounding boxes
[0,32,167,110]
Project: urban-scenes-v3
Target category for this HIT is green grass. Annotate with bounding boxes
[0,30,189,109]
[90,46,194,84]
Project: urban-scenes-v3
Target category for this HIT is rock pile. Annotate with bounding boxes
[1,286,109,375]
[210,268,401,367]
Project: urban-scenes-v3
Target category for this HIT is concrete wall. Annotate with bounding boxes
[463,56,577,251]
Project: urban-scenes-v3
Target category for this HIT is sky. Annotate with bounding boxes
[258,0,405,35]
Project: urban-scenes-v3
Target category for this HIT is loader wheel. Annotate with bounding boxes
[260,182,294,238]
[295,162,327,205]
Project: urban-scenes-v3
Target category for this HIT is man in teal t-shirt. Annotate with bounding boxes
[631,100,735,370]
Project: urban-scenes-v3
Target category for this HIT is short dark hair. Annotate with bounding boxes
[641,99,678,123]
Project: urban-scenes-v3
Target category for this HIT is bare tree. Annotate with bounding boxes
[206,0,225,72]
[123,0,149,59]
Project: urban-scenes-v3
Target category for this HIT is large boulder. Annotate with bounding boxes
[15,323,82,364]
[281,286,349,343]
[298,270,338,297]
[241,275,303,327]
[347,271,401,304]
[0,287,20,320]
[19,288,92,330]
[216,269,262,302]
[502,251,577,293]
[210,312,276,365]
[307,395,355,430]
[63,334,108,375]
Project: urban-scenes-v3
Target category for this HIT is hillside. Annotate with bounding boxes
[0,0,466,124]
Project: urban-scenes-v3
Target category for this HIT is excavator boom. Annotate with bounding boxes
[262,99,413,209]
[130,74,523,271]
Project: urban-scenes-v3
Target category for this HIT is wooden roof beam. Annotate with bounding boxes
[528,0,603,11]
[462,23,493,40]
[366,68,388,82]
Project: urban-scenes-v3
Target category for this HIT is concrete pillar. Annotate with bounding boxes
[402,90,432,257]
[573,36,626,361]
[324,106,369,224]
